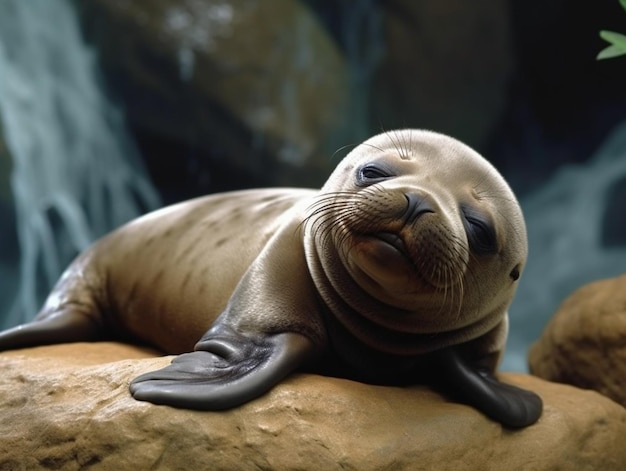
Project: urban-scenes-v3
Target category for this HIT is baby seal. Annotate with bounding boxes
[0,129,542,427]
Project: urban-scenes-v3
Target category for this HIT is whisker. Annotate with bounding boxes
[330,143,359,163]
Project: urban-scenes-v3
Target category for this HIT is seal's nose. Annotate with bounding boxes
[404,192,435,223]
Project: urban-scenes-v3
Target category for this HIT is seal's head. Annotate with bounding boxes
[305,129,527,354]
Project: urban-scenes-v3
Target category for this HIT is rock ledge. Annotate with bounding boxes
[1,343,625,470]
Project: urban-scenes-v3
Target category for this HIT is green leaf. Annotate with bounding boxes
[620,0,626,13]
[597,44,626,60]
[599,30,626,49]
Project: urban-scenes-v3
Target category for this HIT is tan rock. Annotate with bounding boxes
[529,273,626,408]
[1,343,625,470]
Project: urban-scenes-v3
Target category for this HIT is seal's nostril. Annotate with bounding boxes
[404,193,435,223]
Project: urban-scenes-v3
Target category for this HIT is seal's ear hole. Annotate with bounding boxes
[510,265,521,281]
[356,163,394,186]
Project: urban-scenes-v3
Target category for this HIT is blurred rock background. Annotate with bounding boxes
[1,0,625,371]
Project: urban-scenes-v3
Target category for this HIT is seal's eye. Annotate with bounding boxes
[461,206,498,255]
[356,164,393,186]
[510,264,521,281]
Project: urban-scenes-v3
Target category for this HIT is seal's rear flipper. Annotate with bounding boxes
[433,348,543,428]
[0,311,100,351]
[129,325,315,410]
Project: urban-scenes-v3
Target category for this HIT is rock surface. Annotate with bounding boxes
[1,343,625,470]
[529,273,626,408]
[75,0,350,189]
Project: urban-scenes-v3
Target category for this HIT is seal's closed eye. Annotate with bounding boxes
[461,205,498,255]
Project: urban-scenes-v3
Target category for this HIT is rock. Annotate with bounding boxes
[74,0,351,190]
[372,0,513,150]
[1,343,625,470]
[529,274,626,408]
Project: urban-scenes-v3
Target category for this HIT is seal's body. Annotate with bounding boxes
[64,188,315,355]
[0,130,542,427]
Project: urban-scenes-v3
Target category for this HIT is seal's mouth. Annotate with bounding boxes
[372,232,411,260]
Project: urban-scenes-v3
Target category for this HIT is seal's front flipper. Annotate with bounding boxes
[129,325,315,410]
[432,348,543,428]
[0,311,100,351]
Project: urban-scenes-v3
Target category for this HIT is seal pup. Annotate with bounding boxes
[0,130,542,428]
